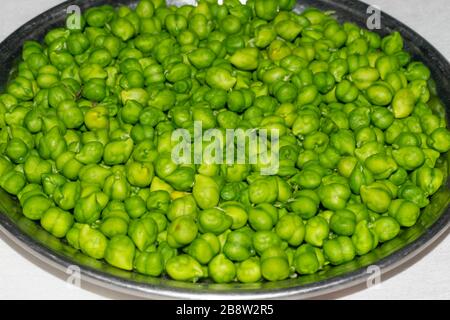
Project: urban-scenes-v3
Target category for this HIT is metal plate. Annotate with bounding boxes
[0,0,449,299]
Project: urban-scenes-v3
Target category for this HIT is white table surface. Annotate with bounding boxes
[1,0,449,300]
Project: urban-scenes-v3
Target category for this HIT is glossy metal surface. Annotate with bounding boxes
[0,0,449,299]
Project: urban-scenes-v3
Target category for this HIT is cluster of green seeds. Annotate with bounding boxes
[0,0,449,283]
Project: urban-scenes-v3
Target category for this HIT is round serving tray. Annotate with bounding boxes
[0,0,449,299]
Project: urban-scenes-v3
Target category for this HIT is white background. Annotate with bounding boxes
[0,0,449,300]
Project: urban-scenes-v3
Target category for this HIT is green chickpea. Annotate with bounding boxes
[323,236,356,265]
[336,80,359,103]
[123,196,146,219]
[360,183,392,213]
[248,203,278,232]
[167,194,197,221]
[75,142,104,165]
[292,112,320,137]
[128,217,158,251]
[364,154,398,180]
[275,214,305,246]
[392,146,425,171]
[206,67,236,91]
[255,24,277,48]
[192,173,220,209]
[111,17,135,41]
[289,190,320,219]
[330,209,356,236]
[167,215,198,248]
[220,202,248,230]
[388,199,421,227]
[134,251,164,277]
[428,128,450,153]
[371,216,400,242]
[184,238,215,265]
[319,183,351,211]
[260,247,290,281]
[223,230,254,262]
[6,138,29,163]
[53,181,80,211]
[230,48,259,71]
[104,235,136,271]
[294,244,325,275]
[100,217,129,238]
[208,254,236,283]
[21,193,53,220]
[412,165,444,196]
[79,224,108,259]
[40,207,74,238]
[237,258,262,283]
[188,48,216,69]
[248,176,278,204]
[252,231,283,256]
[198,208,233,235]
[351,220,378,255]
[74,188,109,224]
[392,88,416,118]
[305,216,329,247]
[381,31,403,55]
[166,254,205,282]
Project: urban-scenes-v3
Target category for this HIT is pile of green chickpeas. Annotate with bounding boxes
[0,0,449,283]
